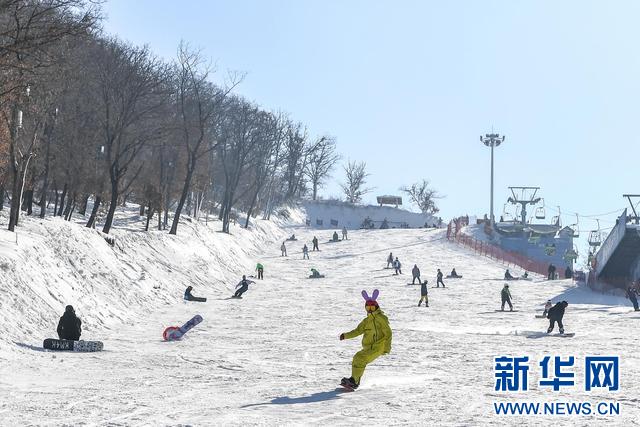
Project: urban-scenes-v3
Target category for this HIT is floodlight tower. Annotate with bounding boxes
[480,132,506,227]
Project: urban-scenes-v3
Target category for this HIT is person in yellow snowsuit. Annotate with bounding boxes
[340,289,392,389]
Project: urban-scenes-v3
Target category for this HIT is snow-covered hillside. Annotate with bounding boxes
[2,213,639,425]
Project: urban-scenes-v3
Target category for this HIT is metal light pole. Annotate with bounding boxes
[480,132,505,228]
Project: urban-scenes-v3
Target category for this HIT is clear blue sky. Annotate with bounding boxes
[103,0,640,249]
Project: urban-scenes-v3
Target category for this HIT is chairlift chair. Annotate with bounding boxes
[588,230,602,248]
[535,199,546,219]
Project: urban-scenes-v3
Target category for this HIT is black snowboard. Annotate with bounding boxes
[43,338,103,352]
[186,296,207,302]
[446,275,463,279]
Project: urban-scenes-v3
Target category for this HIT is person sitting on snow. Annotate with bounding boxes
[450,268,460,278]
[504,269,515,280]
[339,289,392,389]
[332,231,339,242]
[57,305,82,341]
[310,268,322,278]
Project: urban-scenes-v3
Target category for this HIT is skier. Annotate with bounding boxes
[542,300,552,316]
[309,268,323,278]
[501,284,513,311]
[411,264,421,284]
[436,269,445,288]
[256,262,264,280]
[547,301,569,334]
[280,242,287,257]
[303,244,309,260]
[626,285,639,311]
[57,305,82,341]
[233,275,255,298]
[418,280,429,307]
[340,289,392,389]
[312,236,319,251]
[342,226,348,240]
[393,257,402,275]
[547,264,556,280]
[504,269,515,280]
[332,231,339,242]
[386,252,394,268]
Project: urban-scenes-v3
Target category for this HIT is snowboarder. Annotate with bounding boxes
[256,263,264,280]
[547,301,569,334]
[303,244,309,260]
[418,280,429,307]
[57,305,82,341]
[501,284,513,311]
[312,236,319,251]
[626,286,639,311]
[547,264,556,280]
[340,289,392,390]
[521,271,529,279]
[542,300,552,317]
[386,252,394,268]
[281,242,287,257]
[411,264,421,284]
[450,268,461,278]
[504,269,515,280]
[234,275,255,298]
[393,257,402,275]
[287,234,296,241]
[342,226,348,240]
[436,269,445,288]
[309,268,323,278]
[332,231,339,242]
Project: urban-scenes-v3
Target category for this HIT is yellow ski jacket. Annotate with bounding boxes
[344,310,392,354]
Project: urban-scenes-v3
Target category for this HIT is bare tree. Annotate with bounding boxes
[305,135,339,200]
[400,179,442,214]
[169,42,239,235]
[340,160,371,204]
[90,39,169,234]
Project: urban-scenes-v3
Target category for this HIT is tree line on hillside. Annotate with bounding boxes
[0,1,440,236]
[0,0,345,235]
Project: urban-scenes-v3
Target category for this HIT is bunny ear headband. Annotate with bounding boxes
[361,289,379,302]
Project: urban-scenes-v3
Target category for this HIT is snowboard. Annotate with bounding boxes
[308,275,326,279]
[431,286,447,289]
[495,309,519,312]
[549,333,575,337]
[230,295,243,299]
[163,314,203,341]
[186,296,207,302]
[535,314,547,318]
[43,338,103,352]
[446,275,463,279]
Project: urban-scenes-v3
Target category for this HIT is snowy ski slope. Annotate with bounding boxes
[1,216,639,425]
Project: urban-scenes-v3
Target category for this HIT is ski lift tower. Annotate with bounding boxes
[506,186,541,226]
[480,131,506,227]
[623,194,640,224]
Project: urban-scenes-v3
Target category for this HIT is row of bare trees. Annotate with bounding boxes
[0,0,342,235]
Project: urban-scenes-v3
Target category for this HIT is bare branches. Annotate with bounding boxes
[341,160,371,204]
[400,179,443,214]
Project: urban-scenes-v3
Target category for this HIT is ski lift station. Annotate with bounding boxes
[589,195,640,289]
[491,187,577,269]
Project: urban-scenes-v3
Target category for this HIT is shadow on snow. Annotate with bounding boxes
[240,388,346,408]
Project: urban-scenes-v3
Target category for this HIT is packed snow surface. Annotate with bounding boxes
[1,212,639,426]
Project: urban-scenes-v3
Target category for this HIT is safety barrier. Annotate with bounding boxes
[447,218,549,276]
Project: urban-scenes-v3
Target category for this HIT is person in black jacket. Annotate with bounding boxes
[626,286,639,311]
[548,264,556,280]
[57,305,82,341]
[436,269,445,288]
[547,301,568,334]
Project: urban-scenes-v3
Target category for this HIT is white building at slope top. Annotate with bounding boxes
[302,200,439,230]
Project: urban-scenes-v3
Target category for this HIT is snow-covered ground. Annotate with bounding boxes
[1,210,639,425]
